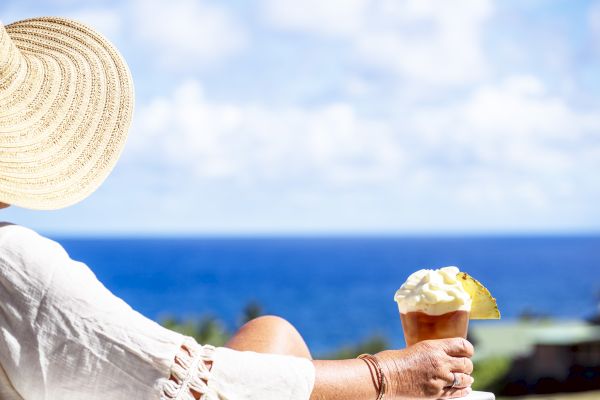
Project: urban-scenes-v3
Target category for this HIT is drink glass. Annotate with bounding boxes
[400,310,470,346]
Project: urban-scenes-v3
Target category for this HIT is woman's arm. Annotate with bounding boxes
[311,358,380,400]
[223,316,473,400]
[311,338,474,400]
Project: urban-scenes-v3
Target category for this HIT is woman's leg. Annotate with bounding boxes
[225,315,312,359]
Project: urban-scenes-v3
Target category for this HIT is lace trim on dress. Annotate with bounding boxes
[161,337,216,400]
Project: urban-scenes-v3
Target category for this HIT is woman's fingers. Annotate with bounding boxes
[377,340,476,400]
[444,372,474,389]
[449,356,474,374]
[443,338,474,358]
[440,387,472,399]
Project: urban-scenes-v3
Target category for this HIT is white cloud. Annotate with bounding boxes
[17,0,247,70]
[407,75,600,209]
[359,0,493,85]
[128,80,406,187]
[456,178,550,210]
[414,77,581,146]
[127,75,600,217]
[261,0,494,85]
[262,0,368,37]
[66,8,123,41]
[461,76,578,141]
[130,0,247,69]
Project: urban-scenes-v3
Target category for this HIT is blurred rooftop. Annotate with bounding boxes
[471,320,600,361]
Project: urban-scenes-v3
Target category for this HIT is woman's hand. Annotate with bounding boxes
[310,337,474,400]
[376,338,475,399]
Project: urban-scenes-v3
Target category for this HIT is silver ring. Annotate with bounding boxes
[451,372,460,388]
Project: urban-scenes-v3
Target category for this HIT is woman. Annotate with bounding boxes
[0,17,474,400]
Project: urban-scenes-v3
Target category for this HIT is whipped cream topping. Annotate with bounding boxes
[394,266,472,315]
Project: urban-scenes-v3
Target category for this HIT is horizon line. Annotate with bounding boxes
[46,229,600,240]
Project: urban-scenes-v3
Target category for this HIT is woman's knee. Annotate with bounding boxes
[228,315,312,359]
[244,315,296,334]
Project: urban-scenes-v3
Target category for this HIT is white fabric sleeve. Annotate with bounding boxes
[207,347,315,400]
[160,339,316,400]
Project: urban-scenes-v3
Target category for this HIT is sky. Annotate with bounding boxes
[1,0,599,235]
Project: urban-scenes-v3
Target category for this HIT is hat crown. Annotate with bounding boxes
[0,22,25,89]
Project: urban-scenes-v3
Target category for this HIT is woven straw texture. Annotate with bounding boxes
[0,17,133,210]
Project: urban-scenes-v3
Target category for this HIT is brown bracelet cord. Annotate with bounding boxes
[357,354,387,400]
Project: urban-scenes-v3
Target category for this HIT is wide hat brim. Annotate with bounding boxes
[0,17,133,210]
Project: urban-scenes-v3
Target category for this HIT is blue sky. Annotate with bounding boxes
[2,0,600,235]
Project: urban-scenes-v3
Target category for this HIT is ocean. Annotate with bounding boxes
[56,235,600,355]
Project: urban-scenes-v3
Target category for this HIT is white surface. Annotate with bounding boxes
[452,391,495,400]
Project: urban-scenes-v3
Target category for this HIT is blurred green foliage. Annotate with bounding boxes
[472,356,512,392]
[161,315,231,347]
[323,335,389,360]
[241,300,264,324]
[161,299,265,347]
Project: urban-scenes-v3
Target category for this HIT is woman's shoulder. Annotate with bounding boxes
[0,222,69,263]
[0,222,49,244]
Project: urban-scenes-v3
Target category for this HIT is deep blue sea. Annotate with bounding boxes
[55,236,600,355]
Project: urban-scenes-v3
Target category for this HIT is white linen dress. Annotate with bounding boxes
[0,222,315,400]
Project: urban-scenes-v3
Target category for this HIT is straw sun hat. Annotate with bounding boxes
[0,17,133,210]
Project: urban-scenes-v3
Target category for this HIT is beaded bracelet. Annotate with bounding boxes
[357,353,387,400]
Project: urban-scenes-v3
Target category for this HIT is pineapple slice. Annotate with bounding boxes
[458,272,501,320]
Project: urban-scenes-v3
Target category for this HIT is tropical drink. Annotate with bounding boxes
[395,267,471,346]
[394,266,500,346]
